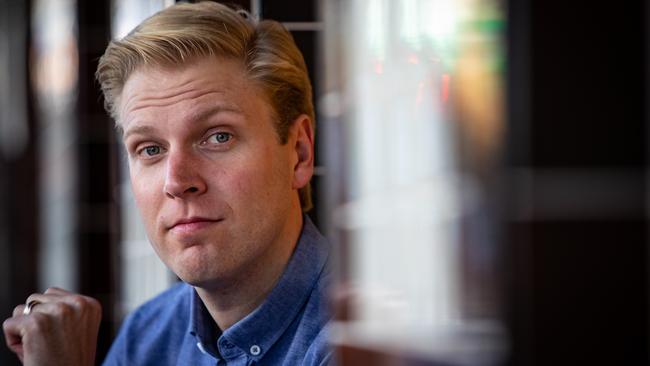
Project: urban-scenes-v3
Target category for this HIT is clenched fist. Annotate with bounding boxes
[2,287,102,366]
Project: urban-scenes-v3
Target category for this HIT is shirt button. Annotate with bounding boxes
[250,345,261,356]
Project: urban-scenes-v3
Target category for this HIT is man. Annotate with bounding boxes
[3,2,331,365]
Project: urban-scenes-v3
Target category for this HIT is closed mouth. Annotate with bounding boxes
[168,217,223,232]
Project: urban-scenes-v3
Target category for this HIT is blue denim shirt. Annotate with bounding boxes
[103,217,332,365]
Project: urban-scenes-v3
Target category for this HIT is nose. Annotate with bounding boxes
[163,149,207,199]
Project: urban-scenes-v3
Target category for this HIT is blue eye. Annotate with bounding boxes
[142,146,161,156]
[209,132,232,144]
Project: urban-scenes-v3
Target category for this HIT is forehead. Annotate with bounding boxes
[117,57,271,130]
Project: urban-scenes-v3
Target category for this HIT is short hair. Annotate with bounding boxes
[96,1,315,211]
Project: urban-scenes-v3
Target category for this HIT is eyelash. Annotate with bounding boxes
[203,132,233,145]
[133,132,233,158]
[137,145,164,158]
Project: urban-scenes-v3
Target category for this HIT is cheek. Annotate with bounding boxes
[213,155,281,206]
[129,166,161,227]
[214,166,260,203]
[240,153,292,204]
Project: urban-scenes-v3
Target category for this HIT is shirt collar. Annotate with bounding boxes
[188,286,221,356]
[188,215,329,360]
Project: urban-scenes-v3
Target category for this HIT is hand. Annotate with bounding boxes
[2,287,102,366]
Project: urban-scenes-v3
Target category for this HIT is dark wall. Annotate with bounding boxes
[506,0,648,365]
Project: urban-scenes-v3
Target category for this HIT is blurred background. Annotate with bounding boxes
[0,0,646,365]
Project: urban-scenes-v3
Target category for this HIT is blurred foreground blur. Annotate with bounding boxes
[0,0,647,365]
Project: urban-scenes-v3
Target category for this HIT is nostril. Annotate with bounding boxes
[186,187,199,193]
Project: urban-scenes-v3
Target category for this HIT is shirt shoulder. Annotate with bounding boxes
[130,281,190,321]
[276,233,334,365]
[303,321,335,366]
[102,282,193,366]
[119,282,191,337]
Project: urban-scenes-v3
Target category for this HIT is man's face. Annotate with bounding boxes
[118,57,311,289]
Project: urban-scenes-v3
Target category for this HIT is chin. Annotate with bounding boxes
[171,261,233,289]
[180,274,234,291]
[173,269,213,287]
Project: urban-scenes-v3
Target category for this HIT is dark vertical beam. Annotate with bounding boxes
[503,0,533,362]
[75,0,119,362]
[529,1,644,167]
[0,0,38,365]
[505,0,648,365]
[505,0,530,168]
[643,0,649,359]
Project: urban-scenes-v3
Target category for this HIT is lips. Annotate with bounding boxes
[168,217,222,235]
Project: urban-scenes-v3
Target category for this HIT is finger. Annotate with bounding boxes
[22,295,101,322]
[26,290,85,308]
[24,287,72,307]
[19,301,77,320]
[44,287,70,295]
[12,304,26,317]
[25,292,59,307]
[2,316,26,359]
[21,290,75,317]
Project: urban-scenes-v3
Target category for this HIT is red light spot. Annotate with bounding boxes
[374,60,384,74]
[441,74,450,104]
[407,54,419,64]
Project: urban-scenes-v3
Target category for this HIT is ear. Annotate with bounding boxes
[290,114,314,190]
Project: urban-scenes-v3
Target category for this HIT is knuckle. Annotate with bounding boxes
[86,296,102,311]
[79,296,102,318]
[2,318,11,330]
[12,305,23,317]
[45,286,65,294]
[52,302,73,317]
[69,295,87,308]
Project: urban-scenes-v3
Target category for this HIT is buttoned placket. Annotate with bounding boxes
[218,337,245,360]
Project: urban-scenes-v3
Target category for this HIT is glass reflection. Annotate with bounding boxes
[32,0,79,292]
[322,0,506,363]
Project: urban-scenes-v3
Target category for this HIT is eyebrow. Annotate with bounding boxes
[123,125,157,140]
[122,105,244,140]
[188,104,243,123]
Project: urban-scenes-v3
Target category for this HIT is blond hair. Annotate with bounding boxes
[96,1,314,211]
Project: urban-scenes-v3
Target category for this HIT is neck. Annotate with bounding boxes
[195,211,304,331]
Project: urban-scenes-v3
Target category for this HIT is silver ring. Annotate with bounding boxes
[23,300,40,316]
